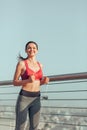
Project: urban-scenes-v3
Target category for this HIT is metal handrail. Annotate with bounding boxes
[0,72,87,85]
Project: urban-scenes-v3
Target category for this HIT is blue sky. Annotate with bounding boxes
[0,0,87,81]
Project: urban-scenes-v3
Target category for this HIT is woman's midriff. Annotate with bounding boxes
[22,80,40,92]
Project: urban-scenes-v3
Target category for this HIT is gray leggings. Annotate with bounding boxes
[15,91,41,130]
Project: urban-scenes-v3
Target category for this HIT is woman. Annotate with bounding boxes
[13,41,49,130]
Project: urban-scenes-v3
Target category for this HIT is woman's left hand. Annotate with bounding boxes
[42,76,49,85]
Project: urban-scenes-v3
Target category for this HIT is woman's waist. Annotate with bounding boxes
[19,89,40,97]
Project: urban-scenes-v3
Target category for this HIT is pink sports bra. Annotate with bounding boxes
[21,60,43,80]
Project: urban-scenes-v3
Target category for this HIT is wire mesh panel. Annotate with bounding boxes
[40,80,87,130]
[0,73,87,130]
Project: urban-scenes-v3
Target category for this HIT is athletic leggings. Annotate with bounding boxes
[15,89,41,130]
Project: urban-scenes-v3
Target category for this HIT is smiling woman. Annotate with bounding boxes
[13,41,49,130]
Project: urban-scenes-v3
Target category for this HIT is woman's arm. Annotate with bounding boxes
[39,63,49,85]
[13,61,30,86]
[40,76,49,86]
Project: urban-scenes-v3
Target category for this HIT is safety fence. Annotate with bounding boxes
[0,72,87,130]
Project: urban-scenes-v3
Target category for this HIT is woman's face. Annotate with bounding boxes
[25,43,38,57]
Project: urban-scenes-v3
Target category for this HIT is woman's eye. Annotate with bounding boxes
[27,47,36,50]
[33,47,36,49]
[27,47,30,50]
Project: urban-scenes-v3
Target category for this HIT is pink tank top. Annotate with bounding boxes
[21,60,43,80]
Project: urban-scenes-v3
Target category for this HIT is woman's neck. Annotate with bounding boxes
[27,57,37,63]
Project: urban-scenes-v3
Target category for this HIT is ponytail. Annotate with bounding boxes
[17,54,28,61]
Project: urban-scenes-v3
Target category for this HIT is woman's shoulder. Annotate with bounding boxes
[37,61,43,68]
[17,60,25,68]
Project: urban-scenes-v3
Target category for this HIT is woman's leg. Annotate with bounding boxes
[28,97,41,130]
[15,95,29,130]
